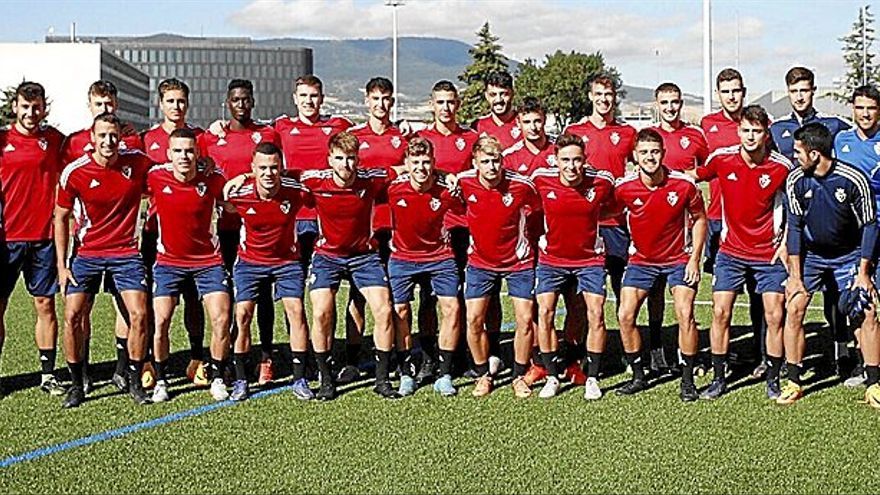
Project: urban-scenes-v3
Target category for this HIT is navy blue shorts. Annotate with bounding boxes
[388,257,459,304]
[309,253,388,291]
[67,255,147,295]
[234,260,305,302]
[535,263,605,296]
[623,263,696,291]
[465,266,534,300]
[713,252,786,294]
[0,241,58,299]
[599,226,629,261]
[703,219,723,274]
[296,220,319,267]
[153,263,229,299]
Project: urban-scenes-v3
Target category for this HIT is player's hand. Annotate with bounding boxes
[223,174,248,199]
[199,156,216,175]
[784,276,807,307]
[771,244,788,269]
[398,120,414,137]
[444,173,460,197]
[684,258,701,285]
[854,271,877,300]
[120,122,137,137]
[57,266,77,295]
[209,119,228,138]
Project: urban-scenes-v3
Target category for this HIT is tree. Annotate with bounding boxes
[0,86,16,127]
[833,5,880,103]
[515,50,624,130]
[457,22,509,124]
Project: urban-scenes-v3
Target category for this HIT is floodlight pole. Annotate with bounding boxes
[386,0,405,122]
[703,0,713,115]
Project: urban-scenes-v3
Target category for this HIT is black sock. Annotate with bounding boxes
[787,361,802,385]
[291,351,307,381]
[397,350,416,377]
[68,361,84,388]
[233,353,248,381]
[866,365,880,387]
[542,351,560,377]
[530,346,541,365]
[189,335,204,362]
[127,359,144,381]
[259,333,273,361]
[586,351,602,378]
[649,320,663,350]
[766,354,783,382]
[680,353,695,386]
[419,333,437,361]
[438,349,454,376]
[154,360,167,381]
[346,343,361,367]
[711,353,727,381]
[39,348,56,376]
[513,361,528,378]
[115,337,128,375]
[82,338,90,375]
[208,359,222,381]
[625,352,645,381]
[315,351,333,383]
[375,350,392,383]
[488,331,501,357]
[474,361,489,377]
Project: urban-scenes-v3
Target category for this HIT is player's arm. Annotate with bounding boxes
[852,173,878,295]
[784,176,807,301]
[53,204,76,294]
[685,192,708,285]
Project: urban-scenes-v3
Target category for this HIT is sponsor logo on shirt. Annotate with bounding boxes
[396,198,408,207]
[246,207,257,215]
[547,191,557,200]
[89,179,101,189]
[709,125,719,133]
[162,185,173,194]
[841,144,850,153]
[804,189,813,199]
[290,127,301,135]
[3,143,15,152]
[322,127,332,135]
[467,194,478,203]
[727,172,738,181]
[781,129,791,138]
[633,198,644,206]
[517,163,528,172]
[217,138,227,146]
[150,142,161,151]
[359,141,370,150]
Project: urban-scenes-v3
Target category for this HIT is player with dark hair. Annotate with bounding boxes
[473,70,519,150]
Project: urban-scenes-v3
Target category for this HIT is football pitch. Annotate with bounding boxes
[0,279,878,494]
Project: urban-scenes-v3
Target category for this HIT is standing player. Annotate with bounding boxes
[770,67,852,378]
[783,123,880,407]
[300,132,398,400]
[473,71,520,152]
[691,105,791,400]
[458,136,540,398]
[530,134,614,399]
[227,143,312,401]
[387,137,463,396]
[614,129,708,401]
[54,113,153,408]
[833,84,880,387]
[0,81,66,395]
[502,97,556,176]
[146,128,230,402]
[141,78,209,386]
[564,74,637,301]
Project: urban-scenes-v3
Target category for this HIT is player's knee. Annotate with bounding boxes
[617,308,636,329]
[33,296,56,318]
[712,303,731,322]
[586,305,604,326]
[537,304,556,324]
[211,312,230,333]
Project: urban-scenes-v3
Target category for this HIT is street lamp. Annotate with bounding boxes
[386,0,404,122]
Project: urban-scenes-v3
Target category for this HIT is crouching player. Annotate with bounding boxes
[614,129,707,401]
[783,123,880,407]
[387,137,464,396]
[146,128,231,403]
[226,143,312,401]
[530,134,615,399]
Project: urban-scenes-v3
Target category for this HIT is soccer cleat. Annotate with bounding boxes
[40,376,67,396]
[750,361,768,379]
[128,380,152,405]
[141,362,156,390]
[512,376,532,398]
[680,382,699,402]
[210,378,229,401]
[316,380,336,401]
[111,372,128,392]
[766,377,782,400]
[776,382,803,405]
[700,379,727,400]
[583,377,603,400]
[230,380,249,401]
[462,368,479,379]
[257,359,274,387]
[187,360,210,387]
[864,383,880,409]
[336,365,361,385]
[615,378,647,396]
[415,359,436,386]
[522,363,548,387]
[844,366,866,388]
[538,376,561,399]
[291,378,314,401]
[62,386,85,409]
[433,374,457,396]
[488,355,504,376]
[374,380,402,399]
[471,375,493,397]
[152,380,170,403]
[563,362,588,385]
[398,375,417,397]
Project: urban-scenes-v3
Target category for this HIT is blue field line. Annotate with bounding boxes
[0,308,569,469]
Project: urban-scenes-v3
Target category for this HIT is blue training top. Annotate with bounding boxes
[771,108,850,166]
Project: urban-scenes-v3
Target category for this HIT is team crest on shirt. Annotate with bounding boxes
[758,173,771,189]
[510,126,521,139]
[119,141,128,150]
[610,132,620,146]
[501,192,513,207]
[121,165,132,179]
[547,155,557,167]
[585,188,596,202]
[37,138,48,151]
[429,197,442,211]
[874,142,880,156]
[680,136,691,149]
[251,132,262,144]
[667,191,679,206]
[835,187,847,203]
[391,136,402,149]
[196,182,207,197]
[280,200,291,214]
[322,127,332,135]
[455,137,466,151]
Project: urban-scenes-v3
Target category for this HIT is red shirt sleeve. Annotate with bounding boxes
[57,174,76,209]
[695,154,718,181]
[686,183,706,216]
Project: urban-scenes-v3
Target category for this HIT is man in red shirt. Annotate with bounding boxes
[141,78,208,387]
[300,132,398,400]
[644,82,709,375]
[564,75,637,303]
[0,81,66,396]
[459,136,540,398]
[200,79,280,385]
[227,143,312,401]
[614,129,708,401]
[146,128,230,403]
[531,134,615,399]
[54,113,154,408]
[473,71,520,151]
[501,97,556,176]
[692,105,791,400]
[387,137,463,396]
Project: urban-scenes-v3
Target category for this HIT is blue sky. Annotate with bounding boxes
[1,0,876,97]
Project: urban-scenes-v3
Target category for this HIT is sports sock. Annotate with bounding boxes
[345,343,361,367]
[488,331,501,358]
[473,361,489,377]
[866,365,880,387]
[115,337,128,375]
[625,352,645,381]
[315,351,333,383]
[680,353,695,386]
[542,351,559,377]
[766,354,783,382]
[188,334,204,362]
[233,353,248,381]
[419,333,437,362]
[397,350,416,377]
[38,348,55,377]
[291,351,307,381]
[376,350,392,383]
[208,359,221,381]
[834,342,850,361]
[68,361,84,388]
[711,353,727,381]
[154,360,167,381]
[513,361,528,378]
[530,346,541,365]
[649,319,663,351]
[438,349,454,376]
[82,338,90,375]
[127,359,144,383]
[787,361,802,385]
[586,351,602,378]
